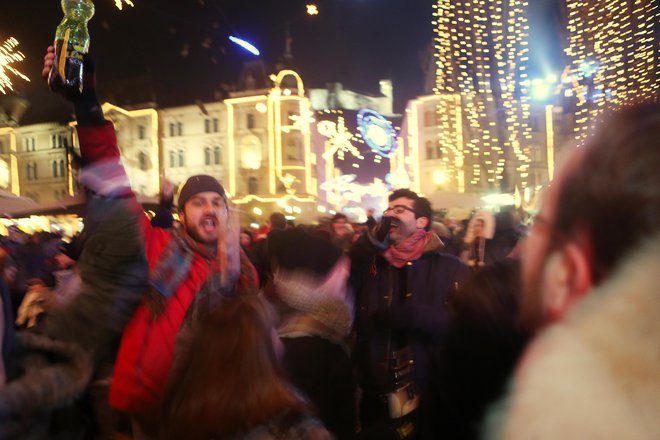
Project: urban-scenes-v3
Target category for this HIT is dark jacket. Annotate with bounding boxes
[0,331,92,440]
[349,233,467,437]
[282,336,357,440]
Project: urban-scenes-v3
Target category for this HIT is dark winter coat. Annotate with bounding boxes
[0,331,92,440]
[349,233,468,437]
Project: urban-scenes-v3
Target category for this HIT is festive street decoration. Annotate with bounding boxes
[0,38,29,94]
[113,0,134,10]
[565,0,659,142]
[433,0,532,191]
[357,109,397,158]
[319,117,363,161]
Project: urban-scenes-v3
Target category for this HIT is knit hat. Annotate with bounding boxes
[177,175,225,210]
[272,228,343,277]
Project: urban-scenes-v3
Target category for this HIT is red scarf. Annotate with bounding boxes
[382,230,433,268]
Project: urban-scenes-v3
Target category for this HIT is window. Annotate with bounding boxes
[205,119,211,134]
[247,113,255,129]
[24,137,35,152]
[214,146,221,165]
[169,150,176,168]
[213,118,219,132]
[138,125,146,140]
[424,111,434,127]
[51,160,66,178]
[248,177,258,194]
[169,122,183,137]
[26,162,37,180]
[286,139,299,161]
[51,134,58,149]
[426,141,434,160]
[139,152,148,171]
[204,147,211,166]
[178,150,185,167]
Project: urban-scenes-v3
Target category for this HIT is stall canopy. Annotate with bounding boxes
[0,189,38,216]
[1,192,159,218]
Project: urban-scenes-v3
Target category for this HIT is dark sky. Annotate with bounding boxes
[2,0,563,124]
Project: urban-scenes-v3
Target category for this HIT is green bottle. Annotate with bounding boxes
[48,0,95,94]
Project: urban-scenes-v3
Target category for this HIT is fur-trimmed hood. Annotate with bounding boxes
[0,331,92,439]
[490,236,660,439]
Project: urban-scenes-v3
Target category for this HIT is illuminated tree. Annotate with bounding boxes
[432,0,533,193]
[565,0,660,142]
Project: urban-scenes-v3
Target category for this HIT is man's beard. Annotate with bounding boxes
[183,218,218,246]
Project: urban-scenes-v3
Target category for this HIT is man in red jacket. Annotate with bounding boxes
[42,47,257,435]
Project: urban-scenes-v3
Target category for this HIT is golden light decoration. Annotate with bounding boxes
[564,0,659,143]
[306,4,319,16]
[433,0,533,192]
[113,0,135,10]
[0,37,30,94]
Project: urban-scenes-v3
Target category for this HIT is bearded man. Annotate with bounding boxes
[350,188,467,440]
[41,46,257,436]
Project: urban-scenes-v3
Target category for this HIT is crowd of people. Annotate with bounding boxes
[0,47,657,440]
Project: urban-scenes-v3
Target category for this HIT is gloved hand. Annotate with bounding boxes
[42,46,97,101]
[373,216,393,244]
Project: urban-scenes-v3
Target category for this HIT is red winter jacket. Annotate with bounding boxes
[75,123,225,414]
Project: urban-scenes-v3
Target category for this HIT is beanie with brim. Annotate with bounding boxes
[177,175,226,210]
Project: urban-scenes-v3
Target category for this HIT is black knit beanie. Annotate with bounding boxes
[272,227,343,277]
[177,175,226,210]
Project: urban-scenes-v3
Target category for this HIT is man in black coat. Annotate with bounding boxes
[350,189,467,440]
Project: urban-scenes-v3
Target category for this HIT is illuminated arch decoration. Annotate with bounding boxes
[357,109,397,158]
[271,70,305,97]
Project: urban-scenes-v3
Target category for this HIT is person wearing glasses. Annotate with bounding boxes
[349,189,468,440]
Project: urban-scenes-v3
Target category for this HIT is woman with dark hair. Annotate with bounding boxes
[159,295,331,440]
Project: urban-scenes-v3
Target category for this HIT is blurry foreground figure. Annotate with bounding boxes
[436,259,528,440]
[0,277,92,439]
[488,102,660,439]
[271,227,358,439]
[159,295,331,440]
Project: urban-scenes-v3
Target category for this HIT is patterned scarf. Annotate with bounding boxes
[382,230,436,268]
[147,218,258,319]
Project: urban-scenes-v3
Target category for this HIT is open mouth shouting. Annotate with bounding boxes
[200,216,218,234]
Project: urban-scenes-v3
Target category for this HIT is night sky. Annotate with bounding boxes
[2,0,564,124]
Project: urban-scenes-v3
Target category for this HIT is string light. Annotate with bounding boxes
[565,0,659,143]
[433,0,533,192]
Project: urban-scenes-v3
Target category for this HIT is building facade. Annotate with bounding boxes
[2,71,400,224]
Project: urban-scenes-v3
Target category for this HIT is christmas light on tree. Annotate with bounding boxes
[432,0,533,192]
[565,0,659,142]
